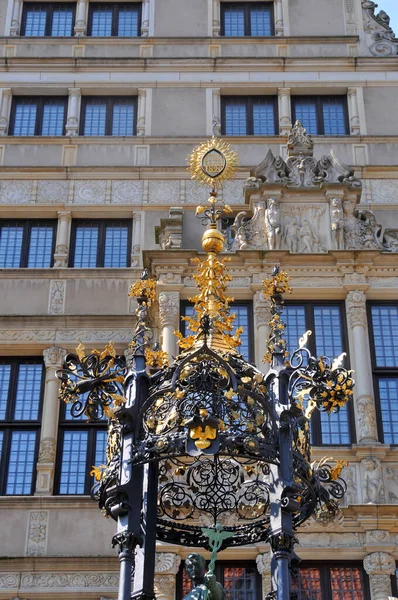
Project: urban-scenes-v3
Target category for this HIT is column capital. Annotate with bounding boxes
[57,210,72,222]
[256,552,271,575]
[278,87,291,96]
[1,88,12,98]
[155,552,182,575]
[159,291,180,328]
[253,291,271,326]
[67,87,81,97]
[346,290,367,328]
[364,552,395,576]
[348,87,358,97]
[43,346,66,370]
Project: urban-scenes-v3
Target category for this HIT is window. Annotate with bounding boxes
[292,96,349,136]
[292,564,370,599]
[80,97,137,136]
[284,302,353,445]
[10,97,67,136]
[0,220,56,268]
[55,403,107,494]
[177,561,261,600]
[221,3,274,36]
[369,303,398,444]
[0,359,44,495]
[70,220,131,268]
[88,3,141,36]
[181,301,253,363]
[222,97,278,136]
[21,2,75,36]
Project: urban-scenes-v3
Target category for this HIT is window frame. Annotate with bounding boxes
[367,301,398,445]
[221,95,279,136]
[292,561,371,600]
[20,2,76,36]
[80,96,138,136]
[0,219,57,268]
[284,300,355,446]
[9,96,68,137]
[69,219,132,268]
[180,300,254,364]
[55,402,107,495]
[0,358,44,496]
[87,2,142,36]
[220,2,275,36]
[176,560,262,599]
[291,95,350,136]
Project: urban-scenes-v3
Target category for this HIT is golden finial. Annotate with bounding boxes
[188,136,239,189]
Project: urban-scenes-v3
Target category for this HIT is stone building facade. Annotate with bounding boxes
[0,0,398,598]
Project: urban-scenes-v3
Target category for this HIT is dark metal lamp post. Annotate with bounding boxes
[56,137,354,600]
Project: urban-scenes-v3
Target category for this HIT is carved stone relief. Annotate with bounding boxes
[38,438,56,463]
[357,396,378,442]
[48,280,66,315]
[385,466,398,503]
[25,511,48,557]
[370,179,398,204]
[361,457,385,504]
[0,329,133,344]
[256,553,271,597]
[18,572,119,589]
[111,180,143,204]
[148,180,180,204]
[158,292,180,328]
[366,530,391,544]
[362,1,398,56]
[0,180,31,203]
[37,180,69,204]
[156,207,183,249]
[74,180,107,204]
[298,533,364,547]
[155,552,182,574]
[185,180,209,205]
[341,466,359,506]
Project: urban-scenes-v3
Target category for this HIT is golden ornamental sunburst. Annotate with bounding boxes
[187,136,239,188]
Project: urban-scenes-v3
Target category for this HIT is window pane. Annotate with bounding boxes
[95,430,107,466]
[13,103,37,136]
[371,305,398,367]
[51,5,74,36]
[28,225,54,267]
[83,101,107,135]
[232,305,250,361]
[225,101,247,135]
[223,566,257,600]
[6,431,36,494]
[59,431,88,494]
[104,225,129,267]
[24,6,47,36]
[73,224,99,267]
[284,305,306,355]
[0,364,11,420]
[118,5,139,36]
[294,99,318,135]
[252,99,275,135]
[112,101,135,136]
[292,567,322,600]
[91,6,113,36]
[379,378,398,444]
[250,5,272,36]
[330,567,364,600]
[323,99,347,135]
[0,225,23,268]
[14,363,43,421]
[41,101,65,136]
[314,306,350,445]
[223,5,245,36]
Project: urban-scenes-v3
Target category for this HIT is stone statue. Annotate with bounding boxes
[330,198,344,250]
[265,197,281,250]
[362,458,384,504]
[299,219,323,253]
[284,217,300,253]
[183,554,226,600]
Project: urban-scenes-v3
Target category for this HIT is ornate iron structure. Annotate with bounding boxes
[57,138,354,600]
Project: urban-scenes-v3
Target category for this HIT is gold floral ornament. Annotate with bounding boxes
[145,346,169,369]
[188,136,239,189]
[262,266,292,365]
[128,277,156,307]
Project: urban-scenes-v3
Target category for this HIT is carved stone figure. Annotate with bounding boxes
[342,467,358,506]
[284,218,300,253]
[330,198,344,249]
[362,457,384,504]
[357,396,377,442]
[299,219,324,253]
[183,554,225,600]
[265,197,281,250]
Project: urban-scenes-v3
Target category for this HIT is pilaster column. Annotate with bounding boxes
[10,0,22,35]
[212,88,221,135]
[275,0,284,36]
[54,211,72,268]
[364,552,395,600]
[154,553,182,600]
[131,212,142,266]
[256,552,272,599]
[253,291,271,374]
[141,0,150,36]
[35,347,67,495]
[348,88,361,135]
[137,89,147,136]
[74,0,88,36]
[0,89,12,136]
[212,0,221,36]
[159,292,180,359]
[345,291,378,443]
[278,88,292,136]
[66,88,81,136]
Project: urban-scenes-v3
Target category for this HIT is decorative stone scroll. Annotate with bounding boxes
[155,207,183,249]
[364,552,395,600]
[362,1,398,56]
